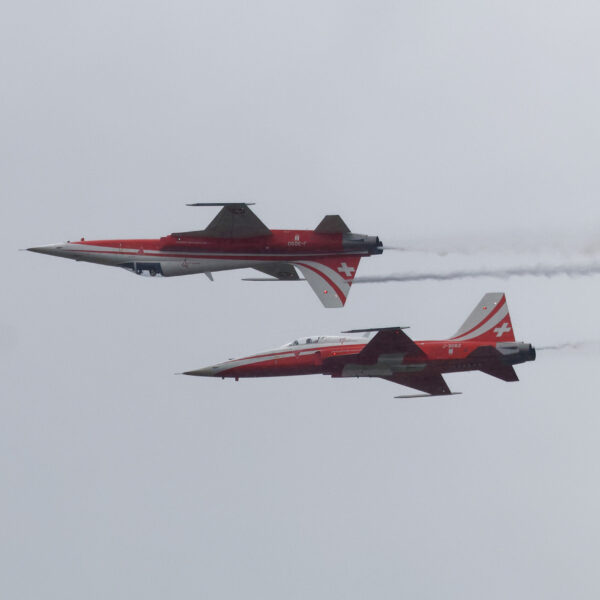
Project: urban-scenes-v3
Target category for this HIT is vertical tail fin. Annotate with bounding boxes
[450,293,515,342]
[294,256,362,308]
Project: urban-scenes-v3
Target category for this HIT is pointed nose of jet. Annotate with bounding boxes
[183,365,221,377]
[27,244,67,257]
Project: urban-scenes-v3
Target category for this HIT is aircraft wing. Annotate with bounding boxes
[383,372,452,396]
[174,203,272,239]
[252,263,300,280]
[347,327,427,360]
[294,256,362,308]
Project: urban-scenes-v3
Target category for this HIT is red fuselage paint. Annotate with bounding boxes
[188,338,535,381]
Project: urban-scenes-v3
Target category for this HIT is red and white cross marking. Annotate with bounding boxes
[493,322,512,338]
[337,262,356,277]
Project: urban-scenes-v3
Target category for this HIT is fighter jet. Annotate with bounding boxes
[27,203,382,308]
[183,293,536,396]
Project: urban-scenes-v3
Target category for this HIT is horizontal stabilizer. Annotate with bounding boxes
[479,363,519,382]
[314,215,350,234]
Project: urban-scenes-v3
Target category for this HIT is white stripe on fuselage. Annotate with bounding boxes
[209,341,365,374]
[57,244,370,261]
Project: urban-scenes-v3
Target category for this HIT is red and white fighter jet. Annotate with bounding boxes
[184,293,536,396]
[27,203,382,308]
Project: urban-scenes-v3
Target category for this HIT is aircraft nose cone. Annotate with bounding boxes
[183,366,220,377]
[27,244,65,256]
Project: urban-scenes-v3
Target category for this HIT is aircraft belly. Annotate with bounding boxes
[235,365,322,377]
[158,258,268,276]
[341,360,426,378]
[59,244,268,275]
[116,257,264,277]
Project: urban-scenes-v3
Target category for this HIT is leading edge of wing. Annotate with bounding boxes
[356,327,427,360]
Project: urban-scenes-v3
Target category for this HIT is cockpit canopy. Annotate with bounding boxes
[282,335,365,347]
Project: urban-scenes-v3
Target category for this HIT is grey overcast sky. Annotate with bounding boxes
[2,1,600,598]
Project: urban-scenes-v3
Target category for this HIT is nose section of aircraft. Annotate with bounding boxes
[183,365,222,377]
[27,244,68,257]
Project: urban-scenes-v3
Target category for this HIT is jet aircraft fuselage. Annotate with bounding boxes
[28,204,383,308]
[184,293,536,397]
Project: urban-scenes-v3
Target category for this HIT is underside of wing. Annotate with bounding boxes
[174,203,272,239]
[253,263,300,280]
[357,328,427,360]
[383,372,452,396]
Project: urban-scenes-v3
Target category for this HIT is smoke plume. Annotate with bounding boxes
[537,341,600,353]
[385,228,600,256]
[354,263,600,283]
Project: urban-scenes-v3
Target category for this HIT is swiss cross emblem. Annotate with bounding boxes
[337,262,356,277]
[493,322,512,338]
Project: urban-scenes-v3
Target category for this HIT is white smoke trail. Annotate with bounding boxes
[537,341,600,353]
[354,263,600,283]
[385,228,600,256]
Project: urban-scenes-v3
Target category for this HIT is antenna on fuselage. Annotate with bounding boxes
[186,202,256,207]
[342,327,410,333]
